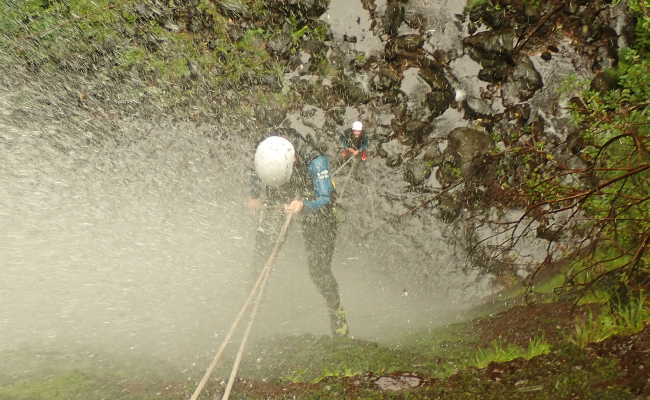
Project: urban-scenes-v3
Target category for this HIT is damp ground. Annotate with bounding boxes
[2,291,648,399]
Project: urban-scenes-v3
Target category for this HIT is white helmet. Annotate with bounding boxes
[351,121,363,131]
[254,136,295,187]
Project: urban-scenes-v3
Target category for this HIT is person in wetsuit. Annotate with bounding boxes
[338,120,368,163]
[247,131,349,336]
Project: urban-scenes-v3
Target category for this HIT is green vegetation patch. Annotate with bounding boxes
[235,322,482,386]
[482,0,650,308]
[0,0,292,117]
[256,341,635,399]
[240,334,427,384]
[571,294,650,347]
[0,371,186,400]
[0,351,188,400]
[473,336,551,368]
[1,372,123,400]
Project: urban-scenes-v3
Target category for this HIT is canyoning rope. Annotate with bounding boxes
[333,155,359,201]
[189,213,293,400]
[331,153,356,178]
[220,213,293,400]
[220,246,273,400]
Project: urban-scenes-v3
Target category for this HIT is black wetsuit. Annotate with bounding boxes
[249,133,345,334]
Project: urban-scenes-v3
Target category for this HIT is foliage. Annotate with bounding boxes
[619,0,650,54]
[465,0,507,12]
[484,1,650,303]
[309,366,359,383]
[571,294,650,348]
[0,0,288,107]
[572,312,617,348]
[466,0,490,10]
[473,336,551,368]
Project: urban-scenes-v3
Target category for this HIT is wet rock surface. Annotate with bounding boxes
[374,374,423,391]
[501,55,543,105]
[403,158,433,186]
[445,127,493,182]
[464,30,515,65]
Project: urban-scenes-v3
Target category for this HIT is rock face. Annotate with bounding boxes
[396,63,453,124]
[383,0,405,36]
[403,158,433,186]
[463,30,515,63]
[398,68,432,123]
[374,374,422,391]
[419,62,454,118]
[371,66,402,91]
[501,56,543,105]
[463,30,515,85]
[446,127,493,181]
[385,34,424,60]
[333,79,370,106]
[463,28,543,105]
[437,192,462,223]
[269,0,329,19]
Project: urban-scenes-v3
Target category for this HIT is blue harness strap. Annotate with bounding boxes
[304,155,335,211]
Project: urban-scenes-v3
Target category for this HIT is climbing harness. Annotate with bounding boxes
[189,213,293,400]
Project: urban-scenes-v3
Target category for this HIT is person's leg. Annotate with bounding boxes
[302,210,348,336]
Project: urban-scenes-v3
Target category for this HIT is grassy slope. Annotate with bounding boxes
[2,289,648,399]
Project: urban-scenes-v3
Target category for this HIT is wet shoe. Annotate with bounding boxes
[330,307,349,337]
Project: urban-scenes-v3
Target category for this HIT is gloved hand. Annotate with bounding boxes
[361,150,367,161]
[284,199,304,214]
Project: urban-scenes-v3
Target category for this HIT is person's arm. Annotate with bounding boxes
[303,155,334,211]
[360,134,369,151]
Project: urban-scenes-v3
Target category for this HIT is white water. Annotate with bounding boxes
[0,0,497,379]
[0,106,477,372]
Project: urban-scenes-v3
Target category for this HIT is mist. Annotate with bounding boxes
[1,107,484,377]
[0,0,489,380]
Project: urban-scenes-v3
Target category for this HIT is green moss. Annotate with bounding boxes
[1,372,101,400]
[465,0,490,11]
[239,322,483,387]
[530,272,565,295]
[0,0,288,114]
[0,371,181,400]
[242,335,422,383]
